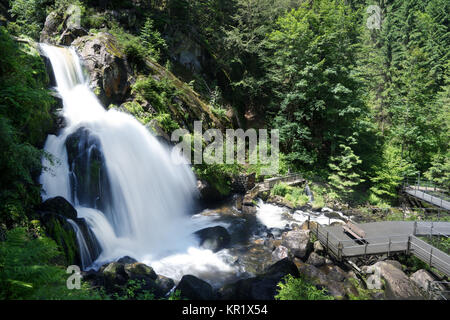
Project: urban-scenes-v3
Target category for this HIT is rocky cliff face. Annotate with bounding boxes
[72,32,131,106]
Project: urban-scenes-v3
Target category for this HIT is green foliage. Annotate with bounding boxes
[369,145,415,204]
[8,0,48,39]
[328,144,364,201]
[0,227,102,299]
[132,75,179,113]
[112,279,155,300]
[139,17,167,62]
[265,0,365,170]
[275,274,334,300]
[0,27,55,227]
[271,183,309,207]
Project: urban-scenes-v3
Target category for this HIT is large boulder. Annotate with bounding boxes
[124,262,157,281]
[410,269,446,300]
[197,179,227,203]
[218,258,299,300]
[306,252,326,267]
[72,33,131,106]
[281,230,312,260]
[363,261,424,300]
[38,196,77,220]
[40,11,63,44]
[176,275,215,300]
[94,260,173,298]
[194,226,231,252]
[298,263,357,299]
[272,246,289,262]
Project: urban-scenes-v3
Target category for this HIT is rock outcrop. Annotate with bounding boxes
[194,226,231,252]
[281,230,312,260]
[218,258,299,300]
[176,275,215,300]
[72,32,131,106]
[363,261,424,300]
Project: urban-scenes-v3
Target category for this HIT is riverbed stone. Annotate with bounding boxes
[194,226,231,252]
[410,269,445,299]
[218,258,299,300]
[306,252,325,267]
[364,261,423,299]
[313,240,324,254]
[176,275,215,300]
[281,230,312,260]
[272,245,289,262]
[124,262,157,280]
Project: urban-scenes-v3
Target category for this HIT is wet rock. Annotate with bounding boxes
[307,252,325,267]
[40,11,63,44]
[231,173,256,193]
[364,261,423,300]
[313,240,324,254]
[297,263,329,284]
[272,246,289,262]
[38,196,77,220]
[176,275,215,300]
[155,275,176,297]
[383,260,403,270]
[410,269,445,300]
[124,262,157,280]
[103,262,128,287]
[322,265,347,282]
[197,179,226,203]
[65,127,113,212]
[281,230,312,260]
[297,263,351,299]
[59,26,88,45]
[194,226,231,252]
[219,258,299,300]
[72,32,131,106]
[117,256,137,264]
[242,205,257,214]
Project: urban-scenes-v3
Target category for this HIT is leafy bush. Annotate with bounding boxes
[275,274,334,300]
[0,27,55,226]
[271,183,309,207]
[0,227,102,299]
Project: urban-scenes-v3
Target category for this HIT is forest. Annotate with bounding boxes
[0,0,448,302]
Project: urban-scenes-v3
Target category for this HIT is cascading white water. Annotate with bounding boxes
[39,44,234,284]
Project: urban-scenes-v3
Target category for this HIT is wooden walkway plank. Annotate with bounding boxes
[315,221,450,277]
[404,187,450,210]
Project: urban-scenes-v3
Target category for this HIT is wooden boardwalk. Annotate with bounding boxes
[404,187,450,210]
[315,221,450,277]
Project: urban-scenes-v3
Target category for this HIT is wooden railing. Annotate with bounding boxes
[263,173,303,189]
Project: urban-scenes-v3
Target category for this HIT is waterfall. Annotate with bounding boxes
[66,219,93,269]
[38,44,232,281]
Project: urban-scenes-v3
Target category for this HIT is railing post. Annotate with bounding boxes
[307,215,310,229]
[364,242,368,257]
[429,247,433,267]
[414,221,417,235]
[338,241,343,261]
[388,237,391,257]
[407,235,411,254]
[326,232,329,254]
